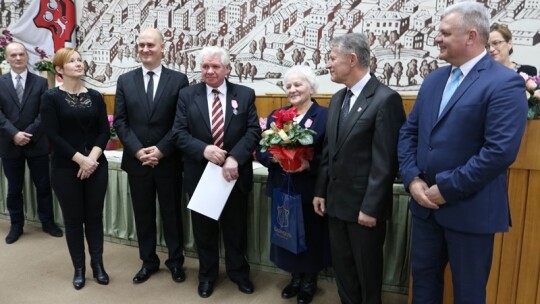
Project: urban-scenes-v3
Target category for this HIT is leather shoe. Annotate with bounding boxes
[170,267,186,282]
[297,273,318,304]
[42,222,63,237]
[91,263,109,285]
[198,281,214,298]
[132,267,158,284]
[73,267,85,290]
[233,278,254,294]
[282,273,302,298]
[5,225,23,244]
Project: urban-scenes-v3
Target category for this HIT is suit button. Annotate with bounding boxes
[429,146,433,151]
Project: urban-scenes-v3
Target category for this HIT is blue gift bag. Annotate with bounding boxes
[270,176,306,254]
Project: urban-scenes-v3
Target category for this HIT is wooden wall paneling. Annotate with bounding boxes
[443,268,454,303]
[401,94,416,116]
[515,170,540,303]
[495,169,529,304]
[511,120,540,170]
[103,94,115,115]
[255,95,281,118]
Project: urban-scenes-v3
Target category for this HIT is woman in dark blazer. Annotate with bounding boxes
[40,48,110,290]
[488,23,537,76]
[256,66,330,304]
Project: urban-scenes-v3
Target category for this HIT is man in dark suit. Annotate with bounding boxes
[172,46,261,298]
[398,2,527,303]
[114,28,189,284]
[313,33,405,304]
[0,42,62,244]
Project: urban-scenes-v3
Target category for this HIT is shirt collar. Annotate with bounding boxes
[206,81,227,97]
[10,69,28,82]
[142,65,162,77]
[348,72,372,97]
[452,49,487,78]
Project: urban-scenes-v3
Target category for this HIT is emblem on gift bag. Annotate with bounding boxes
[270,175,306,254]
[277,204,289,228]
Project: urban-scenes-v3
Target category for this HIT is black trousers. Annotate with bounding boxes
[191,189,250,282]
[2,155,55,226]
[51,163,108,268]
[328,216,386,304]
[127,170,184,270]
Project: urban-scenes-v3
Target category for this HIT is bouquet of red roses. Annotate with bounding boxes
[260,107,316,171]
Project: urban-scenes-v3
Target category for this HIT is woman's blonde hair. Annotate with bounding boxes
[52,48,78,78]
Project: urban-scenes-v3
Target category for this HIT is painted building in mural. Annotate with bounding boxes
[1,0,540,94]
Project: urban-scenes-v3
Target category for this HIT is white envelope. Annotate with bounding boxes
[187,162,237,220]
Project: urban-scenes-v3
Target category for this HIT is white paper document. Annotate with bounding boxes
[187,162,237,220]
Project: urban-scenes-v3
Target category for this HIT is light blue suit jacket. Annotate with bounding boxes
[398,54,528,234]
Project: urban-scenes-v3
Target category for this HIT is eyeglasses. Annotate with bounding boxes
[486,40,506,49]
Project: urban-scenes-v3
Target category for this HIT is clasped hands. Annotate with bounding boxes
[204,145,239,182]
[77,156,99,180]
[136,146,163,168]
[409,178,446,209]
[13,131,32,146]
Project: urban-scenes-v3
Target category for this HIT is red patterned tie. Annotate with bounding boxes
[211,89,224,148]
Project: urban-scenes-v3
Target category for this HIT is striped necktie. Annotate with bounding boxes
[211,89,224,148]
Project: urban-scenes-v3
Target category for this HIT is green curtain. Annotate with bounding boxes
[0,160,410,293]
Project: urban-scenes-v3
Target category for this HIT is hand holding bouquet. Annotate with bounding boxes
[259,107,316,171]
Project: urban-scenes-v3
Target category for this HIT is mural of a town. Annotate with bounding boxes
[3,0,540,94]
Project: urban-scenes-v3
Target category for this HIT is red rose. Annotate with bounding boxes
[272,107,297,129]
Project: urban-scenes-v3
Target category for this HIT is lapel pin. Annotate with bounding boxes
[357,107,362,112]
[232,100,238,115]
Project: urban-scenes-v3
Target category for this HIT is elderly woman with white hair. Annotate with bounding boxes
[256,65,331,304]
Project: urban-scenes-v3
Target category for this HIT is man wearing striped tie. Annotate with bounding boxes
[173,46,261,298]
[0,42,63,244]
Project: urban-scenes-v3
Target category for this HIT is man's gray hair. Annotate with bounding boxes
[330,33,371,68]
[198,46,231,66]
[443,1,490,44]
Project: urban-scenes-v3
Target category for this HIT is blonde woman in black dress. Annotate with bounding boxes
[41,48,110,290]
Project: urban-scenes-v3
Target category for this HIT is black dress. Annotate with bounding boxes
[256,101,331,273]
[41,87,109,268]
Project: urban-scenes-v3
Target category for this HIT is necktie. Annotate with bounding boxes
[340,89,353,124]
[146,71,155,104]
[211,89,224,148]
[15,75,23,104]
[438,68,462,116]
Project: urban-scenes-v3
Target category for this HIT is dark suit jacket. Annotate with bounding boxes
[398,54,528,234]
[314,76,405,222]
[0,72,48,158]
[173,80,261,195]
[114,66,189,176]
[256,101,327,199]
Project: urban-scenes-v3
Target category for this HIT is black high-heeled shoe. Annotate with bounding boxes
[73,267,85,290]
[91,263,109,285]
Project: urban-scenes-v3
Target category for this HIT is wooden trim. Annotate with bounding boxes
[511,120,540,170]
[102,93,416,117]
